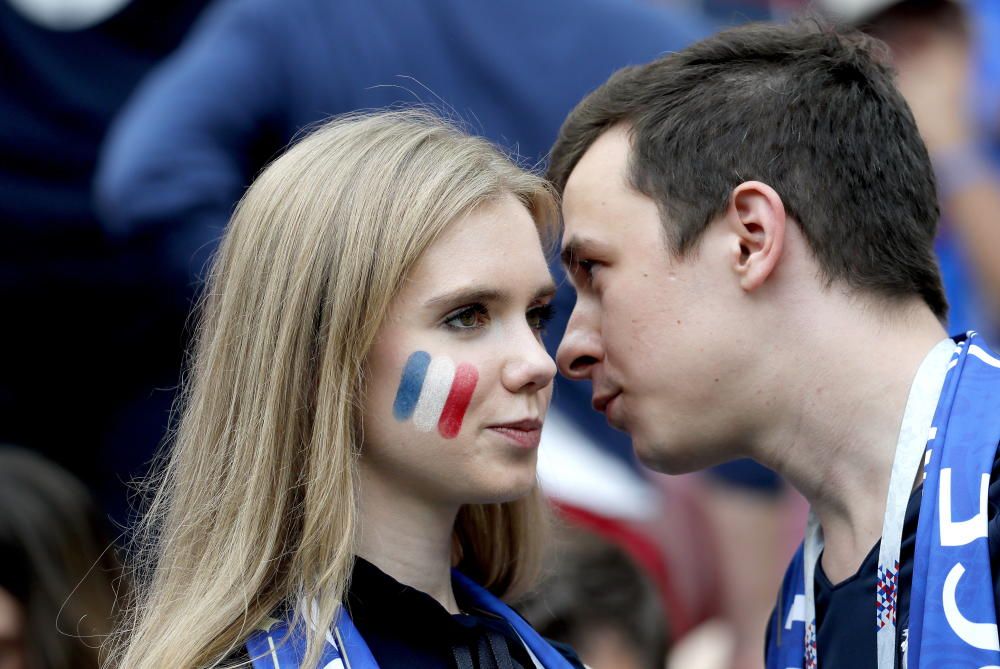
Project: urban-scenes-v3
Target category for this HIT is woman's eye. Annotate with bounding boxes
[444,304,488,330]
[527,304,556,332]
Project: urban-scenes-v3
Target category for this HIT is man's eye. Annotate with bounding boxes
[576,259,599,282]
[444,304,488,330]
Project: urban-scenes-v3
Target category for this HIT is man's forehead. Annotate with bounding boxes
[561,132,628,241]
[562,126,632,202]
[560,126,645,254]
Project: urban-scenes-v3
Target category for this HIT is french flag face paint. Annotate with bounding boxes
[392,351,479,439]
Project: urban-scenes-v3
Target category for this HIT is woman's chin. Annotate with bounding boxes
[459,472,538,506]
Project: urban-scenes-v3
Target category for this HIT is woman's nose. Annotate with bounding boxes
[502,333,557,393]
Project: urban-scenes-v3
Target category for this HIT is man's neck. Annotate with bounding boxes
[754,303,947,583]
[356,465,461,613]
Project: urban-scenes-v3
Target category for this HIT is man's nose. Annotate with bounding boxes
[556,305,603,381]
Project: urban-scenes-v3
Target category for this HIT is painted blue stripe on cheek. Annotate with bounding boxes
[392,351,431,421]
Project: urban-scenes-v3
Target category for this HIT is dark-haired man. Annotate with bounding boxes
[549,21,1000,669]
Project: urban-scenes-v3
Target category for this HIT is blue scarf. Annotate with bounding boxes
[245,569,575,669]
[767,333,1000,668]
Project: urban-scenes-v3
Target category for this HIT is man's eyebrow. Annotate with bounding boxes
[561,238,582,270]
[561,236,607,269]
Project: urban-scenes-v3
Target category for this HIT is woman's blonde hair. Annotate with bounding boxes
[109,110,558,669]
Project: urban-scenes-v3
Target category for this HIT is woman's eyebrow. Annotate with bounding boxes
[534,283,557,301]
[424,286,503,308]
[424,282,556,308]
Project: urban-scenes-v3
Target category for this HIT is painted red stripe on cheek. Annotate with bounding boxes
[437,364,478,439]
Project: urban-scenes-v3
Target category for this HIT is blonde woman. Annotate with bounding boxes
[110,110,582,669]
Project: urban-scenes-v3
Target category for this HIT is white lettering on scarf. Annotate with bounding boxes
[942,563,1000,651]
[939,470,990,546]
[784,594,806,630]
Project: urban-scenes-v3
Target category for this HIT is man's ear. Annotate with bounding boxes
[727,181,786,292]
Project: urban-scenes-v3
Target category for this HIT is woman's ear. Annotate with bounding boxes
[728,181,786,292]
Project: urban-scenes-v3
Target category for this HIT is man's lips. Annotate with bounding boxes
[487,418,543,448]
[592,391,621,415]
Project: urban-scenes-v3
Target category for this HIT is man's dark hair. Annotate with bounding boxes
[548,21,947,318]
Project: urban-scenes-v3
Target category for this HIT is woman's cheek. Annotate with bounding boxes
[391,350,479,439]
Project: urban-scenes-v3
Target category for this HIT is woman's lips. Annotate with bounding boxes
[487,419,542,448]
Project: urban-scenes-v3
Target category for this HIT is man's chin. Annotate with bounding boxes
[631,434,718,475]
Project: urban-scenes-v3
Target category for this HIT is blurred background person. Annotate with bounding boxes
[517,514,750,669]
[0,0,211,525]
[0,447,124,669]
[517,522,676,669]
